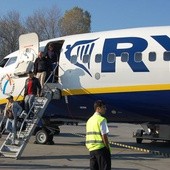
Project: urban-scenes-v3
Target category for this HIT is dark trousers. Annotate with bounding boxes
[90,147,111,170]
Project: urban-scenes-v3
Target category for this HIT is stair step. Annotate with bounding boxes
[0,93,52,159]
[2,144,20,152]
[0,151,17,158]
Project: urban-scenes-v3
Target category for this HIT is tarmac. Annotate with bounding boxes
[0,122,170,170]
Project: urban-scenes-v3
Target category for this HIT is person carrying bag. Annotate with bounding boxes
[4,95,22,145]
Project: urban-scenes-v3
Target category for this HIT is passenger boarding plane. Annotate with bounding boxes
[0,26,170,144]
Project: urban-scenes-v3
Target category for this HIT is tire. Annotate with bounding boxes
[54,126,60,135]
[48,134,54,141]
[46,134,54,145]
[136,138,143,144]
[35,129,49,144]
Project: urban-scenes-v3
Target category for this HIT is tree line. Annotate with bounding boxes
[0,6,91,60]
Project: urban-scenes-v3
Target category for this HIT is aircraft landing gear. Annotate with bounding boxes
[136,137,143,144]
[135,129,144,144]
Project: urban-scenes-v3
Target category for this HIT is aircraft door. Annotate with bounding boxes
[19,32,39,57]
[44,40,64,83]
[14,33,39,76]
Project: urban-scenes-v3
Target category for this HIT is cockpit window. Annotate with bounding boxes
[0,58,8,67]
[5,57,17,67]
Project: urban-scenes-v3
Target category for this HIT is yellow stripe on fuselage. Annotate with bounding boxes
[0,96,23,105]
[62,84,170,96]
[1,84,170,105]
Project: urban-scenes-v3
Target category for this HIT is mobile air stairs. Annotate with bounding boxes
[0,68,61,159]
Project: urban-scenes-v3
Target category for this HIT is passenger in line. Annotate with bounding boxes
[86,100,111,170]
[24,71,41,115]
[34,51,50,87]
[46,43,58,64]
[4,95,22,145]
[45,43,58,82]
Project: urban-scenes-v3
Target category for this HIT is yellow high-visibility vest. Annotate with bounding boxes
[86,114,106,151]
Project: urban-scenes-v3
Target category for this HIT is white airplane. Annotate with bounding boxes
[0,26,170,144]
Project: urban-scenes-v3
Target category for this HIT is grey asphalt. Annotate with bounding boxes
[0,123,170,170]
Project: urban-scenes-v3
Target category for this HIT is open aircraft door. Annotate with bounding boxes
[14,33,39,76]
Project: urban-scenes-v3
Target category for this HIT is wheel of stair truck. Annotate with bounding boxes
[47,134,54,145]
[135,129,144,144]
[136,138,143,144]
[35,129,49,144]
[54,126,60,135]
[35,129,54,144]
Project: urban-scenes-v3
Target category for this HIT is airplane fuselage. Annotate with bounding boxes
[1,26,170,124]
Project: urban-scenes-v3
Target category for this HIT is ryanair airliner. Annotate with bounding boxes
[0,26,170,144]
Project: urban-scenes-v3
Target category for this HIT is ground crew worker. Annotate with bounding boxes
[86,100,111,170]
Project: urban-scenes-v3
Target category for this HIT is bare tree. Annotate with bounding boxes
[0,11,25,58]
[25,6,61,41]
[0,6,91,60]
[59,7,91,36]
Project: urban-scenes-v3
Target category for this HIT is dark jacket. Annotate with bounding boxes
[34,57,48,74]
[46,50,58,63]
[24,77,41,96]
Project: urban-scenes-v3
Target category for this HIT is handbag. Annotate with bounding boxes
[6,109,14,119]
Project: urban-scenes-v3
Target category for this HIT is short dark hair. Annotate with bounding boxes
[6,95,13,100]
[94,100,105,111]
[48,43,54,48]
[28,71,33,74]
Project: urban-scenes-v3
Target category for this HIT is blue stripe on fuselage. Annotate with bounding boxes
[44,90,170,124]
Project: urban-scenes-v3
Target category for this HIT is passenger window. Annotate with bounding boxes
[134,52,142,62]
[5,57,17,67]
[70,55,77,64]
[121,52,129,62]
[95,54,102,63]
[149,52,156,62]
[163,51,170,61]
[107,53,116,63]
[0,58,8,68]
[83,54,90,63]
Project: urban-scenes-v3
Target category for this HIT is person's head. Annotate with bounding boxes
[28,71,34,78]
[48,43,54,51]
[6,95,14,102]
[38,51,43,58]
[94,100,106,115]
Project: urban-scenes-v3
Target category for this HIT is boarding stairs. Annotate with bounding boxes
[0,64,61,159]
[0,63,61,159]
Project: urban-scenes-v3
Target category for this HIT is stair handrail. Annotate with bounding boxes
[17,89,53,137]
[42,62,59,93]
[17,62,59,137]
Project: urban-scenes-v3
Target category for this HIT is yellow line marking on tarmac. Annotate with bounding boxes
[110,141,170,158]
[71,133,170,158]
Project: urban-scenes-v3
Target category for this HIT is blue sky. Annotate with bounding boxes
[0,0,170,32]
